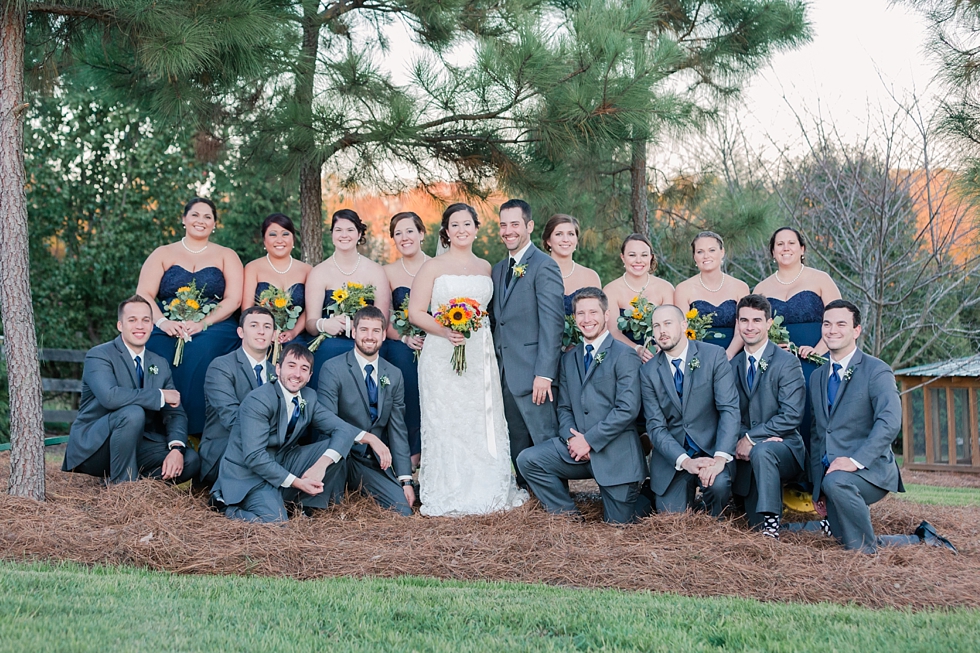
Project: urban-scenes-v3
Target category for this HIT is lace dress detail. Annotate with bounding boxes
[691,299,736,351]
[417,275,527,516]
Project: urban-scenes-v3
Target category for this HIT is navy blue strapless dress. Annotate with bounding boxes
[309,289,373,389]
[563,293,576,316]
[255,281,312,348]
[147,265,241,434]
[380,286,422,456]
[768,290,825,450]
[691,299,736,351]
[618,309,646,347]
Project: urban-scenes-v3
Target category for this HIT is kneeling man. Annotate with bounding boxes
[212,344,389,522]
[517,288,644,523]
[730,295,806,538]
[63,295,199,484]
[317,307,414,516]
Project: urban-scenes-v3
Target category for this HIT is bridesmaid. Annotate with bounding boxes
[382,211,427,468]
[541,214,602,315]
[754,226,841,449]
[242,213,313,349]
[139,197,244,435]
[673,230,750,358]
[305,208,391,389]
[603,233,674,363]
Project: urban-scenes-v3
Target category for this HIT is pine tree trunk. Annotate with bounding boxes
[630,138,649,236]
[296,7,323,265]
[0,2,46,501]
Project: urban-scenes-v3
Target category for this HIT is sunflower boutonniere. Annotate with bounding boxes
[298,398,308,415]
[689,357,701,371]
[512,263,528,279]
[147,365,159,376]
[843,367,854,381]
[757,358,768,373]
[594,351,607,366]
[379,375,390,388]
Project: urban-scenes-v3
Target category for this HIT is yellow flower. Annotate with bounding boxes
[186,299,200,310]
[686,328,696,340]
[632,309,644,320]
[358,298,367,307]
[169,298,180,309]
[686,308,698,320]
[630,296,640,306]
[274,297,288,309]
[449,308,468,326]
[177,286,191,294]
[346,282,364,290]
[332,288,349,303]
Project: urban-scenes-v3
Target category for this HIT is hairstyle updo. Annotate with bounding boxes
[331,209,367,245]
[541,214,581,252]
[439,203,479,248]
[768,226,807,265]
[620,233,657,273]
[183,197,218,223]
[261,213,297,238]
[389,211,426,239]
[691,230,724,255]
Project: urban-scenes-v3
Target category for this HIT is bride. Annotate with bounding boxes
[408,203,528,516]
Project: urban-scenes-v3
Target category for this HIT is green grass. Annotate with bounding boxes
[898,483,980,507]
[0,562,978,652]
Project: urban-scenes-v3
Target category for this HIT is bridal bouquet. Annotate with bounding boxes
[562,314,582,349]
[617,295,656,351]
[768,312,827,365]
[684,307,725,342]
[309,282,375,352]
[392,294,425,361]
[257,285,303,363]
[163,280,216,366]
[433,297,484,375]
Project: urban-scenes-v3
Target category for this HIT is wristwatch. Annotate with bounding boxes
[169,444,187,454]
[401,479,414,487]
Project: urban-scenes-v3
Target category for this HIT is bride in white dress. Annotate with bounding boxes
[408,203,528,516]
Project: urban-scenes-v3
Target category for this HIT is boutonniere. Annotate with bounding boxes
[843,367,854,381]
[379,375,390,388]
[147,365,159,376]
[594,351,607,365]
[688,357,700,371]
[298,398,308,414]
[757,358,768,373]
[513,263,528,279]
[268,373,277,384]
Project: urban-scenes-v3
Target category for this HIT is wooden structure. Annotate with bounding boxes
[895,356,980,474]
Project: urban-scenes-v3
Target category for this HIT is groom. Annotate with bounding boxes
[491,198,565,486]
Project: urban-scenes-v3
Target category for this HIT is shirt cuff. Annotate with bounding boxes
[354,431,366,443]
[714,451,734,463]
[159,390,166,408]
[397,475,413,482]
[675,453,690,471]
[167,440,185,449]
[281,474,296,488]
[849,457,866,470]
[323,449,341,463]
[743,433,755,445]
[537,376,553,383]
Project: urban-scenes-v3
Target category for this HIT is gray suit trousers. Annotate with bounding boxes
[347,446,412,516]
[223,440,347,523]
[821,470,918,553]
[501,368,558,487]
[737,440,803,527]
[656,461,733,517]
[517,439,639,524]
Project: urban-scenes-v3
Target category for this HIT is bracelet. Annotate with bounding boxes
[155,318,167,328]
[635,344,643,354]
[316,318,326,333]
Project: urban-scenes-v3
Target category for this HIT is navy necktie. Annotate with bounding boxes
[671,358,684,400]
[254,363,264,386]
[827,363,842,410]
[746,355,756,391]
[584,344,594,375]
[135,355,144,388]
[364,364,379,422]
[286,396,300,435]
[504,257,515,288]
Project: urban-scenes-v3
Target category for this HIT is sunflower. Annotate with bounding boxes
[177,286,191,294]
[448,307,469,326]
[332,288,349,303]
[347,282,364,290]
[169,298,180,309]
[630,296,640,306]
[632,309,644,320]
[274,297,288,309]
[186,299,200,310]
[358,297,367,307]
[685,328,696,340]
[686,308,698,320]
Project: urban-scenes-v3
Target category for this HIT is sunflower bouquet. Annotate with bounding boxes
[163,280,216,366]
[684,307,725,342]
[616,295,656,351]
[562,314,583,350]
[309,282,376,352]
[768,312,827,365]
[433,297,485,375]
[392,294,425,361]
[257,285,303,363]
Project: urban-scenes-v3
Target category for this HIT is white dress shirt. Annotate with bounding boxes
[582,330,610,357]
[353,350,411,482]
[667,342,734,470]
[828,347,864,470]
[122,343,181,449]
[243,349,268,386]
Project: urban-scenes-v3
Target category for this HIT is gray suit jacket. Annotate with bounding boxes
[64,337,187,470]
[213,382,360,505]
[199,349,277,483]
[491,243,565,395]
[557,337,645,487]
[809,348,902,501]
[316,350,412,480]
[730,341,807,496]
[640,339,740,495]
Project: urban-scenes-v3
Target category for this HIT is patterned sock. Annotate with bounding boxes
[820,519,832,537]
[762,514,780,540]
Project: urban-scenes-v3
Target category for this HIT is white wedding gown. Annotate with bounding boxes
[417,275,528,516]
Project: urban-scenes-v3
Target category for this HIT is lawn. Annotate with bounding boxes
[1,562,978,653]
[897,483,980,507]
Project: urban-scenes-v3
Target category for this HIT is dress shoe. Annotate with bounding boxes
[914,520,957,554]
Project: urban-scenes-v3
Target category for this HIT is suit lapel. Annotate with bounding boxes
[376,359,392,424]
[347,350,372,420]
[582,336,612,386]
[829,349,862,419]
[750,342,777,397]
[816,363,830,420]
[275,385,290,447]
[502,244,537,307]
[657,354,683,413]
[681,341,697,410]
[734,351,750,397]
[236,349,259,391]
[114,338,140,389]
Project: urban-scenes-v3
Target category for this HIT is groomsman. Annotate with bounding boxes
[730,295,806,538]
[317,307,414,516]
[212,344,389,523]
[198,306,277,486]
[62,295,200,484]
[810,300,956,553]
[517,288,645,523]
[491,198,565,486]
[640,305,740,515]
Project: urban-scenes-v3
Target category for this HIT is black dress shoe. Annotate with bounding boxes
[914,520,957,554]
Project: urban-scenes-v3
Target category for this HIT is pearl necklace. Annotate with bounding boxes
[333,254,361,276]
[775,264,805,286]
[267,253,293,275]
[698,272,725,292]
[622,273,650,294]
[181,237,208,254]
[400,254,428,278]
[560,261,576,280]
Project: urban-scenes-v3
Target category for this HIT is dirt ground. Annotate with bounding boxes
[0,456,977,611]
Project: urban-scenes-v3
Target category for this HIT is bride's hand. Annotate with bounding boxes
[443,327,465,346]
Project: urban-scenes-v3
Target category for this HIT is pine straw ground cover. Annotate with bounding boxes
[0,456,977,611]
